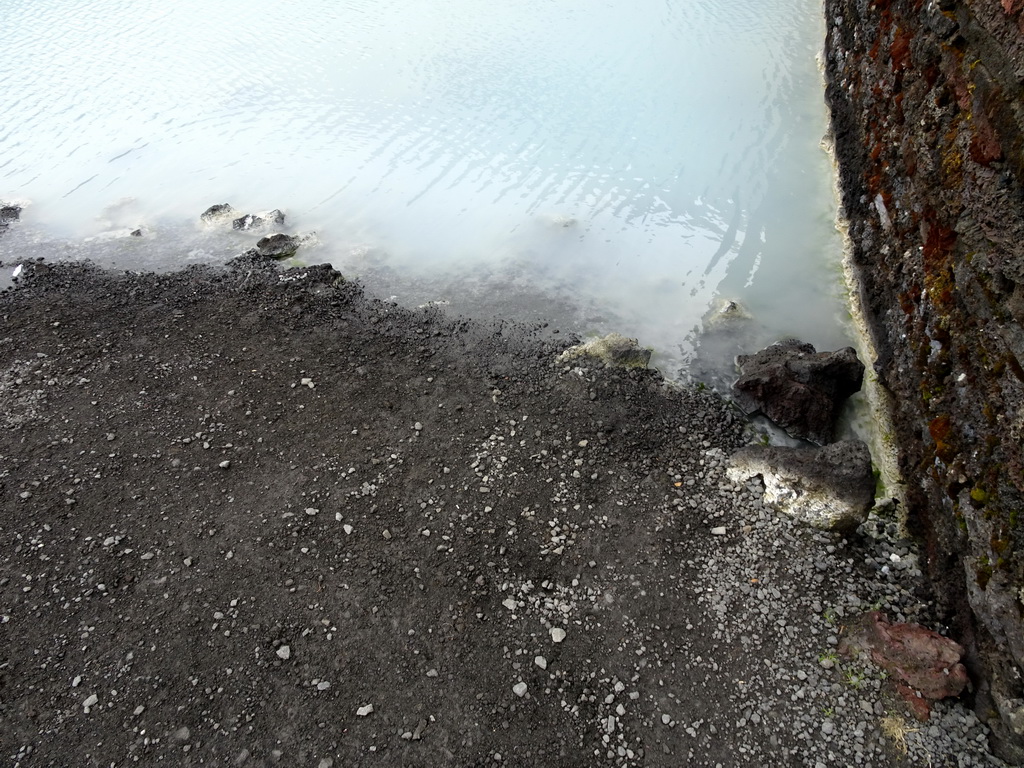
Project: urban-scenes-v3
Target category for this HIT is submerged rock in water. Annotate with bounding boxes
[732,339,864,445]
[544,213,577,228]
[705,298,753,329]
[727,440,874,531]
[687,299,769,394]
[200,203,235,223]
[839,611,968,721]
[558,332,651,369]
[233,209,285,232]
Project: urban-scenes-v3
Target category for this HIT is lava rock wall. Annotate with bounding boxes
[824,0,1024,757]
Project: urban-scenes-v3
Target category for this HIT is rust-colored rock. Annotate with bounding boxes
[840,612,969,720]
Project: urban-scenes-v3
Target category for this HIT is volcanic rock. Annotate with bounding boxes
[727,440,875,531]
[840,611,969,721]
[232,209,285,232]
[200,203,235,222]
[1,202,21,233]
[255,233,301,259]
[558,332,651,369]
[732,339,864,445]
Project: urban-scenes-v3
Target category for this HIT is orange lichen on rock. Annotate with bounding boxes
[930,414,957,463]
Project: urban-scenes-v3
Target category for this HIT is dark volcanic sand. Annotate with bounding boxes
[0,258,1004,766]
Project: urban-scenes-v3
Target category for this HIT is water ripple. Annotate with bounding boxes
[0,0,847,368]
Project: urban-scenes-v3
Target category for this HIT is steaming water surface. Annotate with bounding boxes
[0,0,850,378]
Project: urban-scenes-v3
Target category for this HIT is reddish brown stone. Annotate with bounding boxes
[969,110,1003,165]
[896,682,936,722]
[840,612,969,720]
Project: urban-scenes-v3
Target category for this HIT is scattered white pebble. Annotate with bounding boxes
[276,645,291,660]
[534,656,548,670]
[356,704,374,716]
[551,627,566,643]
[711,526,727,536]
[513,682,528,697]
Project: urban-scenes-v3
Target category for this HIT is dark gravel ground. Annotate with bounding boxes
[0,257,1007,767]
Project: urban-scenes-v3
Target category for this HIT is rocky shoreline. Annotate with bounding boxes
[0,253,1007,766]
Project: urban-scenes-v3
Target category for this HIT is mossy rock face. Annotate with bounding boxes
[558,333,652,369]
[825,0,1024,755]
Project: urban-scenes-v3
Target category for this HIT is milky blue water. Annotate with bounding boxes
[0,0,850,378]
